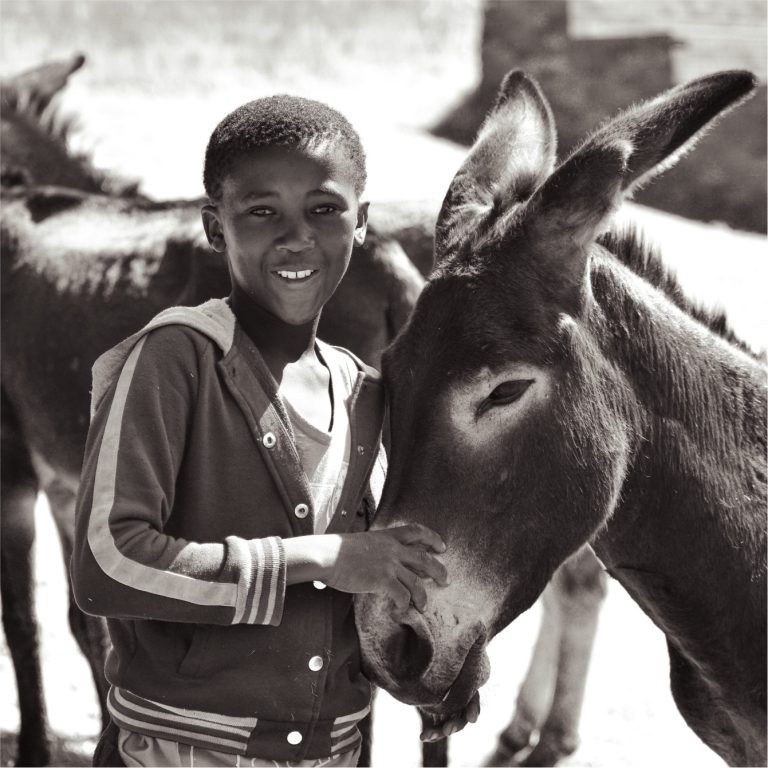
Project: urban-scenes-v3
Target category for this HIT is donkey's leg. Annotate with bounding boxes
[419,710,449,767]
[482,580,562,767]
[520,546,607,767]
[45,476,111,729]
[1,396,51,766]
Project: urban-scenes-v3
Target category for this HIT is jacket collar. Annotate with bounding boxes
[90,298,235,419]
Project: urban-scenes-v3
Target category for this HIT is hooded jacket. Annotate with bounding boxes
[73,298,387,761]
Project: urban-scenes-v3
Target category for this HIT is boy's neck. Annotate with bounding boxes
[229,286,320,381]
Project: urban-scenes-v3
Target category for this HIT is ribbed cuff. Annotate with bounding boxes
[227,536,286,626]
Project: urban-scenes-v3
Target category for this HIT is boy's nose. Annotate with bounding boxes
[276,219,315,253]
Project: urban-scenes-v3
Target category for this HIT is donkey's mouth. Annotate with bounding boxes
[419,632,491,719]
[361,620,490,712]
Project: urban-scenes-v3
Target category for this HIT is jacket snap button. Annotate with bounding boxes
[340,509,347,516]
[263,432,276,449]
[294,503,309,519]
[308,655,324,671]
[313,580,327,590]
[357,444,365,455]
[287,730,302,745]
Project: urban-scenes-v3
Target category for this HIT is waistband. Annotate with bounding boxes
[107,686,369,760]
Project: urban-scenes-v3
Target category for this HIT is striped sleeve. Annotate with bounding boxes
[72,327,286,627]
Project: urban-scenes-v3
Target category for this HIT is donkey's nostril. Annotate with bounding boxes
[383,622,434,682]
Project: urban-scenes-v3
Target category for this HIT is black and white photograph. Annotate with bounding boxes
[1,2,766,767]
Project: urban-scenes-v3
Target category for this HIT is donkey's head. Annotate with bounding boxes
[355,70,757,716]
[1,53,137,195]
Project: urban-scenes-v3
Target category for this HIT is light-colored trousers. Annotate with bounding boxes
[119,728,360,768]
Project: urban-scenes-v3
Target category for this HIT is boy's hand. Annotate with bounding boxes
[419,691,481,741]
[326,524,449,611]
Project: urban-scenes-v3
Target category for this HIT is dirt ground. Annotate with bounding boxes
[1,2,765,766]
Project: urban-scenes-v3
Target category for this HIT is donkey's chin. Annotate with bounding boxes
[419,633,491,720]
[361,621,490,717]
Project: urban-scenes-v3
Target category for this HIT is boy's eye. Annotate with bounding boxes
[249,207,275,216]
[312,204,339,215]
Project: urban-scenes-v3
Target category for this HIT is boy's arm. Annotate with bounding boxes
[72,327,287,627]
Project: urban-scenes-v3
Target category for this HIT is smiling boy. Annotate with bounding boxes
[72,96,472,767]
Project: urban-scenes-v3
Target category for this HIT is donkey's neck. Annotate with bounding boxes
[587,248,766,693]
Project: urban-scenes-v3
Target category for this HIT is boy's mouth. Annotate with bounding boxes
[273,269,318,282]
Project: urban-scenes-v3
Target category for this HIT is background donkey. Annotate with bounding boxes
[2,55,611,768]
[355,69,765,767]
[1,53,422,767]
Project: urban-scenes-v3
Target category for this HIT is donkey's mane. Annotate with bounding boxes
[599,225,759,358]
[2,89,139,197]
[2,86,76,144]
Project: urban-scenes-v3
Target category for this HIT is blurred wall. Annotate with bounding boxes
[569,0,767,82]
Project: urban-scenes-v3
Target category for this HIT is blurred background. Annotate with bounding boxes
[2,0,765,227]
[1,2,766,766]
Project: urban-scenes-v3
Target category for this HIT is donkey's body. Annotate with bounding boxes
[356,70,766,766]
[586,229,765,762]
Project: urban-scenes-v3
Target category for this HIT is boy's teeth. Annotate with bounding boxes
[277,269,314,280]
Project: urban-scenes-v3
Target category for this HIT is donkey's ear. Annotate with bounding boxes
[522,140,630,310]
[579,70,757,196]
[520,70,757,309]
[434,70,556,258]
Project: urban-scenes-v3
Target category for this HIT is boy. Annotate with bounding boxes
[73,95,474,767]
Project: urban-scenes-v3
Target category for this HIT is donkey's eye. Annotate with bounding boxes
[483,379,534,410]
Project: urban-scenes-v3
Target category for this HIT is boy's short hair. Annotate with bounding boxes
[203,95,367,201]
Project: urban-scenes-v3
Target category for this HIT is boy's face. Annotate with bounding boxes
[202,143,367,326]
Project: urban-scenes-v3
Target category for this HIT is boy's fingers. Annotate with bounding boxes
[386,578,411,612]
[390,524,446,553]
[419,692,480,741]
[419,727,445,742]
[419,717,464,740]
[397,568,427,612]
[403,547,449,586]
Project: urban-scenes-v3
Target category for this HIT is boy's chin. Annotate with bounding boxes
[272,307,321,327]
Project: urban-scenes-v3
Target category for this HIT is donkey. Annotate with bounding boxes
[1,55,606,767]
[355,69,766,767]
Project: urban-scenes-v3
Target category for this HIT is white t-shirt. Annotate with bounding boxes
[281,346,357,534]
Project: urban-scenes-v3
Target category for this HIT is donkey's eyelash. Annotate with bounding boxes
[476,379,534,417]
[488,379,534,400]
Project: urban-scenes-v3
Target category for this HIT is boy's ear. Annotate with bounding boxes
[354,201,369,246]
[201,204,226,252]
